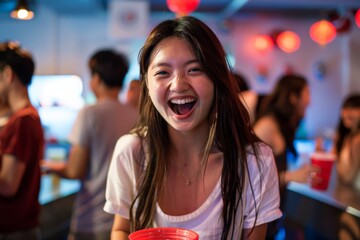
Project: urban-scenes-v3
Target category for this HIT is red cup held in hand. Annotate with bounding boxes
[128,227,199,240]
[310,152,336,191]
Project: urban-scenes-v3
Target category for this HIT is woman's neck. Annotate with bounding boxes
[167,124,210,161]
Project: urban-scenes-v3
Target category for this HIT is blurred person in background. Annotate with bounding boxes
[0,41,45,240]
[233,71,258,123]
[253,74,315,239]
[126,79,141,109]
[333,94,360,190]
[42,49,139,240]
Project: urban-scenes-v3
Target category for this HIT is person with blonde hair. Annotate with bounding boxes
[126,79,141,109]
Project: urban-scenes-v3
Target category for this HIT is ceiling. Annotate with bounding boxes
[1,0,360,20]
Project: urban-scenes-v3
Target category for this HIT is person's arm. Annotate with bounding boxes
[337,134,360,184]
[350,134,360,176]
[111,215,131,240]
[42,144,89,179]
[0,154,25,197]
[243,223,267,240]
[284,164,314,184]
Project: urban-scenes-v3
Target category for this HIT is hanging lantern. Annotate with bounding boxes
[355,9,360,28]
[276,31,301,53]
[166,0,201,16]
[309,20,337,46]
[254,34,274,52]
[328,10,352,33]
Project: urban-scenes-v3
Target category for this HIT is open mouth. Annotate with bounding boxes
[169,97,197,115]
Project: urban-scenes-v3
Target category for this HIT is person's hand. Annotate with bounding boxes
[287,164,319,184]
[40,160,65,175]
[40,160,52,175]
[315,137,326,152]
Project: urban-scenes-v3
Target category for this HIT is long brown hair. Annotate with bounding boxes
[335,94,360,154]
[130,16,261,239]
[256,74,308,157]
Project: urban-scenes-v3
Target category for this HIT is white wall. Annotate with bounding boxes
[0,6,148,99]
[0,7,58,73]
[349,29,360,93]
[225,16,360,138]
[0,6,359,138]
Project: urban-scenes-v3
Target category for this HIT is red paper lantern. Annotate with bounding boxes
[355,9,360,28]
[254,34,274,52]
[328,11,352,33]
[309,20,337,46]
[276,31,301,53]
[166,0,201,16]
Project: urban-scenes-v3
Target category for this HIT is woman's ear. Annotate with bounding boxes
[90,73,100,90]
[2,65,14,84]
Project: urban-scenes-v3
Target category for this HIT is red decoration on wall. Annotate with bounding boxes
[254,34,274,52]
[309,20,337,46]
[328,10,352,33]
[276,31,301,53]
[166,0,201,16]
[355,9,360,28]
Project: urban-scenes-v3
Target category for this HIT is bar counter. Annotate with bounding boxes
[39,175,80,240]
[284,140,360,239]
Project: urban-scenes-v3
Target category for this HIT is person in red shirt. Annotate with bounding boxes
[0,41,44,240]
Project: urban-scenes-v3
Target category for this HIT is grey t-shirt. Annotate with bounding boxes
[68,99,139,233]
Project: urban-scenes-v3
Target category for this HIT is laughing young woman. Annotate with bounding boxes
[104,16,282,240]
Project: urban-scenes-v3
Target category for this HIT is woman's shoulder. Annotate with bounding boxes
[114,134,143,156]
[246,142,274,163]
[256,141,273,155]
[112,134,146,173]
[350,131,360,152]
[252,142,274,159]
[254,114,278,129]
[245,143,277,184]
[352,131,360,142]
[254,114,279,137]
[116,133,141,145]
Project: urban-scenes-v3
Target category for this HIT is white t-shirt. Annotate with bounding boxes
[104,134,282,239]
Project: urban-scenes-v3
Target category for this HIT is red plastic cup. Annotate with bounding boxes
[128,227,199,240]
[310,152,335,191]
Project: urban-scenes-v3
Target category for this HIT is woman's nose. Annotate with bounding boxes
[170,74,190,92]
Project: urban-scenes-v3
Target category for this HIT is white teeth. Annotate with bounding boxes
[170,98,196,105]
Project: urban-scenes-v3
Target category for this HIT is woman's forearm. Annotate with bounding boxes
[111,231,129,240]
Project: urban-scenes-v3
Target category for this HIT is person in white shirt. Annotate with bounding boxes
[104,16,282,240]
